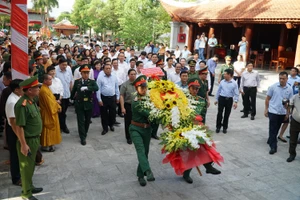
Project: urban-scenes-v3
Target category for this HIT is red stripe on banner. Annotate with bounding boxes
[11,43,28,76]
[0,5,9,9]
[11,44,28,75]
[11,2,27,36]
[0,8,10,15]
[11,0,28,79]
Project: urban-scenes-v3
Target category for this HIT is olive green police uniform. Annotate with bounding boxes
[15,76,43,199]
[197,67,210,124]
[71,65,99,145]
[129,75,155,186]
[220,56,234,81]
[188,60,199,79]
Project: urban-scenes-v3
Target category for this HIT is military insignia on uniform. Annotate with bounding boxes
[141,77,145,81]
[134,96,138,101]
[194,80,199,84]
[22,99,27,106]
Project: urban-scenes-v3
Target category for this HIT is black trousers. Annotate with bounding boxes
[207,46,215,59]
[208,72,215,95]
[289,117,300,156]
[233,76,241,88]
[59,98,69,129]
[243,87,257,116]
[6,123,20,184]
[216,96,233,130]
[100,95,116,131]
[117,86,122,115]
[124,103,132,140]
[267,112,285,150]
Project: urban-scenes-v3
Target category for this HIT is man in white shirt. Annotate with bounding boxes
[95,44,102,59]
[5,79,23,186]
[144,43,152,54]
[136,61,144,77]
[207,34,218,59]
[194,35,200,54]
[124,47,131,59]
[138,51,148,65]
[47,66,64,101]
[73,57,94,80]
[168,63,181,83]
[199,32,207,60]
[118,53,129,74]
[145,54,158,69]
[164,57,175,76]
[181,46,191,59]
[109,49,118,59]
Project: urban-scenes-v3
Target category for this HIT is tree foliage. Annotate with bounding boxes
[70,0,171,48]
[55,11,71,23]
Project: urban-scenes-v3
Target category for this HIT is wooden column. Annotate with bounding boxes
[187,23,194,52]
[208,25,214,38]
[278,25,288,57]
[294,27,300,66]
[244,24,253,62]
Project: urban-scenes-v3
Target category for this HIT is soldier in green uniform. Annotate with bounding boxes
[218,55,234,83]
[156,59,167,80]
[14,75,43,200]
[130,75,155,186]
[182,78,221,184]
[197,66,211,123]
[188,60,199,79]
[34,52,45,83]
[71,65,99,146]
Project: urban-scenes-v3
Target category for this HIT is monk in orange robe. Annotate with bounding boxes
[39,74,62,152]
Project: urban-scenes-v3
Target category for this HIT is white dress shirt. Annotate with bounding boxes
[145,62,156,69]
[164,66,175,77]
[73,67,94,80]
[5,92,21,126]
[112,67,126,86]
[168,72,181,83]
[96,72,120,102]
[49,77,64,97]
[240,70,260,92]
[55,65,73,99]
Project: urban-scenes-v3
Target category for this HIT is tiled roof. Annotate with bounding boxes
[160,0,300,24]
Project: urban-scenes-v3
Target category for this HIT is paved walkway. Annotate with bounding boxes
[1,87,300,200]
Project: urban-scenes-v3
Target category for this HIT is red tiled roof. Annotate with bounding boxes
[160,0,300,24]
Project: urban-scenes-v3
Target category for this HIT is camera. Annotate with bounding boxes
[282,98,289,105]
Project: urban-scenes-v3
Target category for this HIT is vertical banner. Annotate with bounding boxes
[11,0,28,79]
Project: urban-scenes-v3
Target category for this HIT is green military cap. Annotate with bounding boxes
[19,74,41,89]
[79,64,90,72]
[187,77,201,88]
[225,55,232,60]
[188,60,197,67]
[198,66,208,74]
[133,75,147,87]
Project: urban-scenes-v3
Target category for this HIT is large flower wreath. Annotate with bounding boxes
[140,79,224,175]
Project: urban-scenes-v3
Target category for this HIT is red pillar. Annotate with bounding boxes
[278,25,287,57]
[187,23,194,52]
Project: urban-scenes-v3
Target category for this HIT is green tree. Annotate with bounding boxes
[31,0,59,29]
[71,0,92,33]
[55,11,71,23]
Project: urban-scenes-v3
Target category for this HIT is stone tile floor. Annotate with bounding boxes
[0,95,299,200]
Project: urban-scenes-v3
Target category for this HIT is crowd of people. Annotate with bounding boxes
[0,34,300,199]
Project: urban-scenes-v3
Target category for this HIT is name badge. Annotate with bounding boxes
[83,98,88,101]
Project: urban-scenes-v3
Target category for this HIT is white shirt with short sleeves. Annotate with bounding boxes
[5,92,21,126]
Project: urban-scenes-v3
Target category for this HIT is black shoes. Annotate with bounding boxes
[22,196,38,200]
[114,121,121,125]
[118,114,124,118]
[208,94,214,97]
[205,165,221,175]
[269,149,277,155]
[138,177,147,186]
[101,130,108,135]
[183,176,193,184]
[278,137,287,143]
[251,116,255,120]
[127,139,132,144]
[287,155,296,162]
[216,128,220,133]
[62,127,70,134]
[110,126,115,132]
[145,170,155,181]
[31,187,43,194]
[81,140,86,146]
[151,135,159,140]
[240,109,244,112]
[241,115,248,118]
[223,129,227,134]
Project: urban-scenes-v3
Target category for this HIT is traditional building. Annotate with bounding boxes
[28,9,55,27]
[161,0,300,69]
[52,19,79,36]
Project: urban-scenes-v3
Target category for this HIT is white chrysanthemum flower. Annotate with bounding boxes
[171,106,180,128]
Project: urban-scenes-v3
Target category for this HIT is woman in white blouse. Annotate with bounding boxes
[47,66,64,104]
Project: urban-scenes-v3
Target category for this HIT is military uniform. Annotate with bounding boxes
[72,55,83,75]
[34,54,45,83]
[129,75,155,186]
[183,78,221,184]
[197,67,209,123]
[71,65,99,145]
[14,76,43,199]
[220,56,234,81]
[188,60,199,79]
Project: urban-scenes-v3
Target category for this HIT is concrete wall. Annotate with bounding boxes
[169,21,189,50]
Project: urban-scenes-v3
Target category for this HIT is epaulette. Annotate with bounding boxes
[21,99,27,107]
